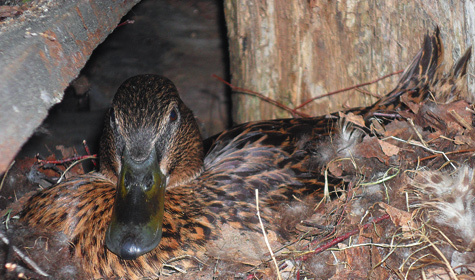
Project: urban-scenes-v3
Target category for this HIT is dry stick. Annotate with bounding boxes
[418,148,475,162]
[38,154,97,165]
[354,87,382,99]
[255,189,282,280]
[448,109,472,131]
[213,70,402,118]
[407,118,428,147]
[57,156,97,184]
[387,136,457,170]
[0,160,15,192]
[298,214,390,261]
[421,235,458,280]
[116,19,135,28]
[0,231,49,277]
[212,75,310,118]
[294,70,404,110]
[83,140,97,167]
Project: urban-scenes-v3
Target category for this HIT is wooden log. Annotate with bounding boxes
[0,0,140,174]
[224,0,474,124]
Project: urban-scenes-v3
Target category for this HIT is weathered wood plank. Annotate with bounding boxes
[0,0,140,173]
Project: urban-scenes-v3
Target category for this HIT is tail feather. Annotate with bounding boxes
[452,47,471,79]
[368,27,444,113]
[396,26,444,92]
[435,46,472,103]
[362,27,471,118]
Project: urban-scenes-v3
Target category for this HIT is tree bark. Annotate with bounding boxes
[225,0,474,124]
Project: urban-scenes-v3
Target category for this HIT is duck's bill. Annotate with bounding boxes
[105,150,166,260]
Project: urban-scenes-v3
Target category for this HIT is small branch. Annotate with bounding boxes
[448,109,472,131]
[387,136,457,170]
[255,189,282,280]
[294,70,404,110]
[354,87,382,99]
[407,118,427,147]
[56,157,95,183]
[0,160,15,192]
[0,231,49,277]
[212,75,310,118]
[298,214,390,261]
[82,140,97,167]
[421,235,458,280]
[37,154,97,165]
[418,148,475,162]
[372,112,401,119]
[116,19,135,28]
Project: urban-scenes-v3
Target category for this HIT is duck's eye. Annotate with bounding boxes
[170,109,178,122]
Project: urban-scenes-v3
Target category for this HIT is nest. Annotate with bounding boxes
[1,29,475,279]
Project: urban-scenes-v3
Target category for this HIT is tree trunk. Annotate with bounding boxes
[224,0,474,124]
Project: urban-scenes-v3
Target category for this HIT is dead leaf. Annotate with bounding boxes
[378,202,416,237]
[339,111,365,127]
[328,161,343,177]
[377,139,400,157]
[355,136,389,164]
[401,94,422,113]
[383,120,412,138]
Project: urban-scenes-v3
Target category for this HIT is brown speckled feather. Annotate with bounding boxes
[19,28,469,279]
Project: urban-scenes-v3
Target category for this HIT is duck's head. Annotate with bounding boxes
[100,75,204,260]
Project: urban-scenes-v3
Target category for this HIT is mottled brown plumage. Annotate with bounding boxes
[19,28,470,279]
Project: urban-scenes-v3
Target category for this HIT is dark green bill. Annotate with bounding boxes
[105,149,166,260]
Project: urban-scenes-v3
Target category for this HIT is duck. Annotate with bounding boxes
[15,28,469,279]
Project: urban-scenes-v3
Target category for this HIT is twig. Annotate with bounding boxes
[0,231,49,277]
[418,148,475,162]
[0,160,15,192]
[387,136,457,170]
[448,110,472,131]
[407,118,427,147]
[38,154,97,165]
[116,19,135,28]
[298,214,390,261]
[57,156,96,183]
[255,189,282,280]
[398,234,436,276]
[82,140,97,167]
[354,87,382,98]
[360,167,399,186]
[332,241,423,250]
[404,253,434,279]
[375,234,413,270]
[421,235,458,280]
[212,75,310,118]
[372,112,402,119]
[294,70,404,110]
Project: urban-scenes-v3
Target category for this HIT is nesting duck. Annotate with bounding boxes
[13,28,470,279]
